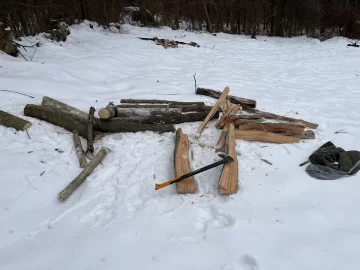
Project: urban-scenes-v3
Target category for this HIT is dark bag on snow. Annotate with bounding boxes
[305,141,360,180]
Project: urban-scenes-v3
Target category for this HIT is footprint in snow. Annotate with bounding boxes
[195,205,235,232]
[221,255,259,270]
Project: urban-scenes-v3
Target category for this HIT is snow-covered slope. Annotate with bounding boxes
[1,22,360,270]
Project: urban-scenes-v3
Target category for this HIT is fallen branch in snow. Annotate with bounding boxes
[58,147,109,201]
[138,37,200,48]
[196,87,257,108]
[261,159,273,165]
[117,104,211,113]
[72,130,87,168]
[86,107,95,154]
[0,110,32,131]
[174,128,196,194]
[0,90,34,98]
[335,129,348,134]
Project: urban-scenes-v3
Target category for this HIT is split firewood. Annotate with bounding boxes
[58,147,109,201]
[86,107,95,154]
[242,106,318,129]
[36,97,175,133]
[289,130,315,139]
[174,129,196,194]
[0,110,32,131]
[218,123,238,195]
[237,122,305,134]
[72,130,87,168]
[120,99,205,106]
[197,87,229,137]
[24,104,104,140]
[196,87,256,108]
[98,103,117,120]
[235,130,300,144]
[216,114,263,129]
[215,124,228,153]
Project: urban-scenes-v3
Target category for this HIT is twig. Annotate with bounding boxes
[335,129,348,134]
[259,122,268,133]
[40,171,45,176]
[299,160,310,167]
[17,50,29,61]
[26,130,31,139]
[261,158,273,165]
[0,90,34,98]
[30,47,37,61]
[13,40,40,49]
[193,73,197,91]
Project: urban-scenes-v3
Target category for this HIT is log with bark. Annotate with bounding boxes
[120,99,205,106]
[174,129,196,194]
[237,122,305,134]
[196,87,257,108]
[117,104,213,113]
[86,107,95,154]
[242,106,318,129]
[0,110,32,131]
[218,123,238,195]
[98,103,117,120]
[58,147,109,201]
[197,87,229,137]
[235,130,300,144]
[72,130,87,168]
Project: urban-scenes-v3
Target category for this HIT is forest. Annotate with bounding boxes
[1,0,360,39]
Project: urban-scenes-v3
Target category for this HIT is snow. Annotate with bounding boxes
[1,21,360,270]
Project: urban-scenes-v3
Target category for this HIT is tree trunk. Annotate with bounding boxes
[174,129,196,194]
[218,123,238,195]
[196,87,257,108]
[235,129,300,143]
[86,107,95,154]
[72,130,87,168]
[203,0,213,33]
[58,147,109,201]
[197,87,229,137]
[0,110,32,131]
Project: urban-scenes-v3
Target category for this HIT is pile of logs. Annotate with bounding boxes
[138,37,200,49]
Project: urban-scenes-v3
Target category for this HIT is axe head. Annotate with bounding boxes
[218,153,234,164]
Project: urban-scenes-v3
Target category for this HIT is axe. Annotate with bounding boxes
[155,154,234,190]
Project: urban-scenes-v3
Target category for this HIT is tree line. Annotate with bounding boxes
[1,0,360,39]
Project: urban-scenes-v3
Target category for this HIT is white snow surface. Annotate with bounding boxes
[1,22,360,270]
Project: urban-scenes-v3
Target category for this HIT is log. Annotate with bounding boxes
[120,99,205,106]
[0,110,32,131]
[197,87,230,137]
[117,104,212,113]
[196,87,256,108]
[237,122,305,134]
[218,123,238,195]
[98,103,117,120]
[174,129,196,194]
[86,107,95,154]
[235,130,300,144]
[39,97,175,133]
[216,114,262,129]
[72,130,87,168]
[24,104,104,140]
[243,106,318,129]
[58,147,109,201]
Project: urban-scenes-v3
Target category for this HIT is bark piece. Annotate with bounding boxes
[238,122,305,134]
[120,99,205,106]
[235,130,300,144]
[197,87,229,137]
[196,87,256,108]
[0,110,32,131]
[72,130,87,168]
[24,104,103,140]
[86,107,95,154]
[243,106,318,129]
[174,129,196,194]
[218,123,238,195]
[98,103,117,120]
[58,147,109,201]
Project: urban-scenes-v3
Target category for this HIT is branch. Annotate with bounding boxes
[0,90,34,98]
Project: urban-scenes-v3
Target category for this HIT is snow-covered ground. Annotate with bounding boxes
[1,22,360,270]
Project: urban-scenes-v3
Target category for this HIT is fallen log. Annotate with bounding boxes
[86,107,95,154]
[196,87,256,108]
[218,123,238,195]
[39,97,175,133]
[237,122,305,134]
[117,104,212,113]
[235,130,300,144]
[24,104,104,140]
[215,124,228,153]
[58,147,109,201]
[72,130,87,168]
[120,99,205,106]
[243,106,318,129]
[0,110,32,131]
[174,129,196,194]
[98,103,117,120]
[197,87,229,137]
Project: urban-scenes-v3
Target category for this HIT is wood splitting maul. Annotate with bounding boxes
[155,154,234,190]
